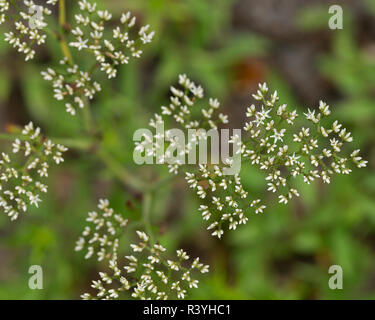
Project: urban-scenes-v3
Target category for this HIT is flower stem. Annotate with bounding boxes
[82,100,96,135]
[58,0,73,64]
[53,137,94,150]
[0,133,94,150]
[142,192,155,244]
[59,0,66,26]
[97,148,147,192]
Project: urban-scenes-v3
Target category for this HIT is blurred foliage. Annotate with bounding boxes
[0,0,374,300]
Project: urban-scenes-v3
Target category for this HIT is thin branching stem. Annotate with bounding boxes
[58,0,73,64]
[142,191,154,244]
[0,133,94,150]
[97,148,147,192]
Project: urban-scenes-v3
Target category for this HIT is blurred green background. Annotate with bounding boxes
[0,0,375,299]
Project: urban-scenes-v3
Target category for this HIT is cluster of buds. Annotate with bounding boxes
[42,0,154,116]
[0,122,67,221]
[135,74,228,174]
[75,199,128,261]
[1,0,57,61]
[81,230,209,300]
[186,165,266,239]
[243,83,367,205]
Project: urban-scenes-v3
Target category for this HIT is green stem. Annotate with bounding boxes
[58,0,73,64]
[53,137,94,150]
[142,192,154,243]
[0,133,94,150]
[82,100,96,135]
[59,0,66,26]
[97,148,147,192]
[150,174,176,191]
[0,133,23,141]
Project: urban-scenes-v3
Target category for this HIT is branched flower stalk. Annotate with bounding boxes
[1,0,58,61]
[135,74,229,175]
[80,228,209,300]
[242,84,367,203]
[0,0,150,218]
[75,199,128,261]
[0,122,67,220]
[143,80,367,239]
[187,167,266,239]
[42,0,154,116]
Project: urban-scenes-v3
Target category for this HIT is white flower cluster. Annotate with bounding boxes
[1,0,57,61]
[0,122,67,221]
[70,0,154,78]
[186,165,266,239]
[0,0,8,25]
[243,83,367,205]
[41,0,154,116]
[75,199,128,261]
[149,74,228,130]
[135,74,228,174]
[176,81,367,239]
[81,230,209,300]
[41,59,102,116]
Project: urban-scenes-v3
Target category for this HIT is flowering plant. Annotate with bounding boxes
[143,79,367,239]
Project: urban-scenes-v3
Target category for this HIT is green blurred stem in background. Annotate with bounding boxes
[142,192,155,244]
[97,148,147,192]
[0,133,94,150]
